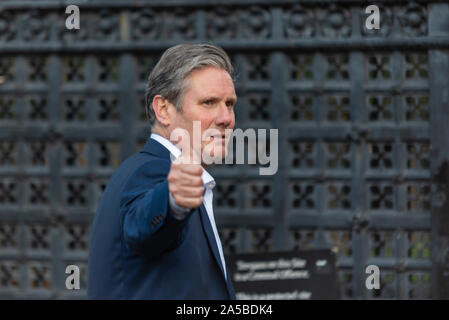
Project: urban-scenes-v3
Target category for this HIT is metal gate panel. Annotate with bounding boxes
[0,0,448,299]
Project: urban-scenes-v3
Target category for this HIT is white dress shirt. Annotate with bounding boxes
[150,133,227,279]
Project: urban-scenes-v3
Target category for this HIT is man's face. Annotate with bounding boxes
[169,66,236,164]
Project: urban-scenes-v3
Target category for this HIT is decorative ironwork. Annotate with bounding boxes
[0,0,446,300]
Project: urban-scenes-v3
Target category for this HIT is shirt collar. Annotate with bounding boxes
[150,133,216,190]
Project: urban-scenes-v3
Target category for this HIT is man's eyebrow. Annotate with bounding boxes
[200,96,219,102]
[200,96,237,104]
[227,97,237,104]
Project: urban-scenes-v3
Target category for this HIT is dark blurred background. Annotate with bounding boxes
[0,0,448,299]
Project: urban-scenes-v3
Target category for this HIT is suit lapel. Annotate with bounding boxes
[225,264,236,299]
[198,204,235,299]
[140,136,171,160]
[198,204,224,276]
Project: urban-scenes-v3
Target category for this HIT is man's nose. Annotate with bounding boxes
[215,102,234,127]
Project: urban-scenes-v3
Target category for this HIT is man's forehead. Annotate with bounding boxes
[187,67,236,97]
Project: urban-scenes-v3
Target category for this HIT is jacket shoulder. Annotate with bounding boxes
[121,153,171,188]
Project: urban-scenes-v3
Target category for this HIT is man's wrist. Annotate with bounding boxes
[169,191,191,220]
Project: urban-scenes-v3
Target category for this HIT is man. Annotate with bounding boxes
[87,44,237,299]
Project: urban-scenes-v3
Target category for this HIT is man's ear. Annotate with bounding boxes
[152,95,173,127]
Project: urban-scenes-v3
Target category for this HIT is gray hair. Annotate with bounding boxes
[145,43,234,127]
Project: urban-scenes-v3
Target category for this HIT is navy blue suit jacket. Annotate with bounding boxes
[87,137,235,299]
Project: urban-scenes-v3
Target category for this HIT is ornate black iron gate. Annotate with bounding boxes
[0,0,448,299]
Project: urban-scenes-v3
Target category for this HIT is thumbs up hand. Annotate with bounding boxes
[167,132,204,209]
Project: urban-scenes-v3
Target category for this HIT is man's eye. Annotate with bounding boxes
[203,100,213,105]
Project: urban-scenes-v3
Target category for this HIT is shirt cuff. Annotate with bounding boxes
[168,191,191,220]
